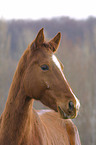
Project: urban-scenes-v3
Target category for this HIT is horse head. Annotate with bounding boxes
[23,28,80,119]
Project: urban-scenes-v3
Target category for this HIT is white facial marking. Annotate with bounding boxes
[75,96,80,110]
[52,55,62,72]
[52,54,80,110]
[70,88,80,110]
[52,55,66,79]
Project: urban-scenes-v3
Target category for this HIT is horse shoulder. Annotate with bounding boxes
[64,119,81,145]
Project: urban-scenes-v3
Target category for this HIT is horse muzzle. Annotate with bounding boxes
[58,100,80,119]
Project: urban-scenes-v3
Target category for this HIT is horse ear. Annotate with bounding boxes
[49,32,61,52]
[35,28,44,47]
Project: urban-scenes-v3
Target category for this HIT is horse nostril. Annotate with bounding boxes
[69,101,74,111]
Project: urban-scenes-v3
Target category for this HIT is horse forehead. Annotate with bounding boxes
[52,55,62,71]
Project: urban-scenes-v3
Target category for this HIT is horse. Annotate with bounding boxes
[0,28,81,145]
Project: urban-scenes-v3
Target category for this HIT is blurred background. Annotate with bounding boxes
[0,0,96,145]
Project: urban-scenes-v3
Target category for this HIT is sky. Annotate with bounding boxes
[0,0,96,20]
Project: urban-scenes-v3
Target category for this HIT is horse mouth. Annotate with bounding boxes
[58,106,76,119]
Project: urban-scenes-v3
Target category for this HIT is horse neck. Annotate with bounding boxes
[0,49,35,144]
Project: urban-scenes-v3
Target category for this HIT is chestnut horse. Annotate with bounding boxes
[0,28,81,145]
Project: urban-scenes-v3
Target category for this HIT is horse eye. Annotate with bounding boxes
[41,64,49,71]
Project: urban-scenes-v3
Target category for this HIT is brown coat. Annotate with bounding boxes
[0,28,81,145]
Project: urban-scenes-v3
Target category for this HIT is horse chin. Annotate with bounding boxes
[58,106,76,119]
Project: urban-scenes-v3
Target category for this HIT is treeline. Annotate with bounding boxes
[0,17,96,145]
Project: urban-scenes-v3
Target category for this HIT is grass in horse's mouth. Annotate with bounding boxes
[58,106,76,119]
[58,106,69,119]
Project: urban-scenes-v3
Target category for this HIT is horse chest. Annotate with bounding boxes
[30,112,71,145]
